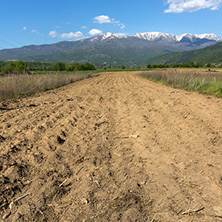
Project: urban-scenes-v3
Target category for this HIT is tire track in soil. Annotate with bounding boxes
[0,72,222,221]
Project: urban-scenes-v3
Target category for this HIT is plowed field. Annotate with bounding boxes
[1,72,222,221]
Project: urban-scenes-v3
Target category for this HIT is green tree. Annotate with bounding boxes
[84,63,96,70]
[53,62,66,71]
[66,63,75,71]
[14,61,26,73]
[74,63,82,71]
[2,62,15,74]
[187,61,194,68]
[206,63,213,68]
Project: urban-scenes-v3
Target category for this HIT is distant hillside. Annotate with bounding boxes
[147,42,222,65]
[0,34,179,66]
[0,32,221,66]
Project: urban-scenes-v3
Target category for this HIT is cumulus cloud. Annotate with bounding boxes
[49,30,58,38]
[93,15,125,29]
[165,0,222,13]
[49,30,85,40]
[61,31,84,39]
[93,15,112,24]
[88,29,103,36]
[23,26,27,31]
[81,26,87,29]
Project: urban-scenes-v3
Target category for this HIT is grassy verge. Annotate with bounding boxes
[33,68,153,75]
[139,69,222,98]
[0,73,97,102]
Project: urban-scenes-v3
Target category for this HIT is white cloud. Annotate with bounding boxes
[49,30,58,38]
[31,29,43,36]
[31,29,38,33]
[93,15,112,24]
[23,26,27,31]
[111,18,120,24]
[93,15,125,29]
[61,31,84,39]
[118,23,125,29]
[82,26,87,29]
[49,30,85,40]
[165,0,222,13]
[88,29,103,36]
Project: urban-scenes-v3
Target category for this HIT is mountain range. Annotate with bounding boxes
[0,32,221,66]
[147,41,222,65]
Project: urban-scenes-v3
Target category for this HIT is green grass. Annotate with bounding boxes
[0,73,97,101]
[140,69,222,98]
[33,68,153,75]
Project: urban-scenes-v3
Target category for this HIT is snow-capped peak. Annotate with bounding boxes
[89,32,222,44]
[176,34,197,42]
[176,33,222,42]
[102,32,114,40]
[132,32,177,42]
[101,32,126,40]
[89,32,126,42]
[131,32,222,43]
[197,33,222,41]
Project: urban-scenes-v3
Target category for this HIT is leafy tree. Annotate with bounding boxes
[187,61,194,68]
[14,61,26,73]
[66,63,75,71]
[2,62,16,74]
[206,63,213,68]
[53,62,66,71]
[121,65,126,69]
[73,63,82,71]
[84,63,96,70]
[80,64,86,70]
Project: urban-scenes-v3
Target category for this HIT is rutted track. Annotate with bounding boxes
[0,72,222,221]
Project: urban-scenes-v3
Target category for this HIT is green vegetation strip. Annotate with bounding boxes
[0,73,97,102]
[139,70,222,98]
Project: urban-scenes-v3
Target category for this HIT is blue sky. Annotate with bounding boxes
[0,0,222,49]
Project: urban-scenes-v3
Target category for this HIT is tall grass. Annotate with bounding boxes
[140,69,222,98]
[0,73,95,101]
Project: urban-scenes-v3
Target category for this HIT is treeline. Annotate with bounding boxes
[147,62,222,69]
[53,62,96,71]
[0,61,96,74]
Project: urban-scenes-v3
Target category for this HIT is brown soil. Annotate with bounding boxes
[1,71,222,221]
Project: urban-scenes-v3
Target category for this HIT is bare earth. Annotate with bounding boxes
[1,71,222,222]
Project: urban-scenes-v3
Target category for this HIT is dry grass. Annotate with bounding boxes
[0,73,95,101]
[140,69,222,98]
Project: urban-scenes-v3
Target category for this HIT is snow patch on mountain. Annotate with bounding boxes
[90,32,126,42]
[132,32,222,43]
[132,32,177,42]
[101,32,126,40]
[197,33,222,41]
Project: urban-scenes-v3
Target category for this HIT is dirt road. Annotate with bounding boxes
[1,72,222,221]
